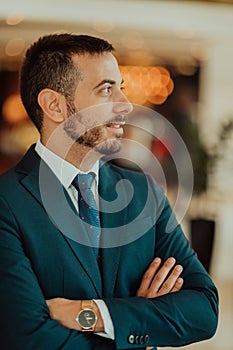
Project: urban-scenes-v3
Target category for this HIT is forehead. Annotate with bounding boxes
[72,52,122,85]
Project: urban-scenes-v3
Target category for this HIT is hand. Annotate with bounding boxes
[46,298,104,332]
[136,257,183,298]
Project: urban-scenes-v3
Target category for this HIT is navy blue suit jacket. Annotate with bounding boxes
[0,145,218,349]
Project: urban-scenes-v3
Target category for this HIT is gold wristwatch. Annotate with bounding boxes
[76,300,98,331]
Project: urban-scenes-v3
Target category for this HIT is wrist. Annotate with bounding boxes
[75,300,104,333]
[92,300,104,332]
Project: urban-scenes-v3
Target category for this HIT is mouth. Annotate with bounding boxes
[106,122,125,129]
[106,115,126,129]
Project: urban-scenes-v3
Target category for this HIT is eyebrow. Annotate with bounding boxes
[93,79,124,90]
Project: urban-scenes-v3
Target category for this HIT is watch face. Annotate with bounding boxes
[77,308,97,329]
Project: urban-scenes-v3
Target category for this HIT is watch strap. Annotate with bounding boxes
[81,300,94,309]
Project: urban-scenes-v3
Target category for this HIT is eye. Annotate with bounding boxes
[100,86,112,95]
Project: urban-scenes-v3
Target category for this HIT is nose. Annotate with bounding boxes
[113,89,133,115]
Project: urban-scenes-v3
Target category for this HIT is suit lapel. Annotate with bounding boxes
[59,190,102,297]
[99,163,128,297]
[61,235,102,297]
[16,145,102,297]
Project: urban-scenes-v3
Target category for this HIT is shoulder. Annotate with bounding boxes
[102,161,164,196]
[101,161,148,184]
[0,166,18,189]
[104,161,144,178]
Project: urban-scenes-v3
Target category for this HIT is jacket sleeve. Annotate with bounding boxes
[104,183,218,349]
[0,195,115,350]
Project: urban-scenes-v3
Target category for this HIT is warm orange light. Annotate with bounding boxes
[161,74,170,86]
[6,13,24,26]
[2,94,27,123]
[148,94,168,105]
[166,79,174,95]
[5,38,25,56]
[157,66,170,76]
[126,94,147,105]
[120,65,174,105]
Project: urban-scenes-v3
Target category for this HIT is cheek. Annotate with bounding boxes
[75,95,114,117]
[74,94,100,110]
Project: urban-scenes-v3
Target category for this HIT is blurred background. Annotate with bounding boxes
[0,1,233,349]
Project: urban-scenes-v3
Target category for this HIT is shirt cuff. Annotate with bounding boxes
[93,299,115,340]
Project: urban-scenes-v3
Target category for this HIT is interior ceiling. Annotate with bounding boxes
[0,0,233,69]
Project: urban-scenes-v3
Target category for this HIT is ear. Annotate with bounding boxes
[38,88,66,123]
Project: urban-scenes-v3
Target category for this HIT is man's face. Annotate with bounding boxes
[63,52,133,155]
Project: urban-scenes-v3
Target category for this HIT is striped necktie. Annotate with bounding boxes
[72,173,101,258]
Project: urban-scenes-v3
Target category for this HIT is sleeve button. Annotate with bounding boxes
[144,334,150,343]
[135,335,140,344]
[128,334,135,344]
[139,335,145,344]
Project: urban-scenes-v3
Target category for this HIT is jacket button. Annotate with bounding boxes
[128,334,135,344]
[135,335,140,344]
[144,334,150,343]
[139,335,145,344]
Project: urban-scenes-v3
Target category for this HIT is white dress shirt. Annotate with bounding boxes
[35,140,114,340]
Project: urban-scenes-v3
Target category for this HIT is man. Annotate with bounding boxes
[0,33,218,350]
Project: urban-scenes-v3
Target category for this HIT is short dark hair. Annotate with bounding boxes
[20,33,114,131]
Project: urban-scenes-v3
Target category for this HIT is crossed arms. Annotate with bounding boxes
[0,182,218,349]
[46,256,184,333]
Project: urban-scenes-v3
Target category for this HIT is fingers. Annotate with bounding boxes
[136,257,184,298]
[136,257,161,296]
[171,277,184,293]
[148,257,176,293]
[156,264,183,297]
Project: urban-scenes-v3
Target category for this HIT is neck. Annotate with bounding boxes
[41,130,101,171]
[65,143,101,171]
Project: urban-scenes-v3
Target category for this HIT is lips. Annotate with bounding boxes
[106,115,126,129]
[106,122,125,129]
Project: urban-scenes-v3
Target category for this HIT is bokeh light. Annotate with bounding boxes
[2,94,27,123]
[120,65,174,105]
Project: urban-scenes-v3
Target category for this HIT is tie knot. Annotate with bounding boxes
[72,173,95,191]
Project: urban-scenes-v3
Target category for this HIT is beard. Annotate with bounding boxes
[63,101,122,155]
[94,137,122,155]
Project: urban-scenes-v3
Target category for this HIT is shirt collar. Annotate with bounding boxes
[35,140,99,190]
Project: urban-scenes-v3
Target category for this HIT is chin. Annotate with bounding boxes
[94,138,122,155]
